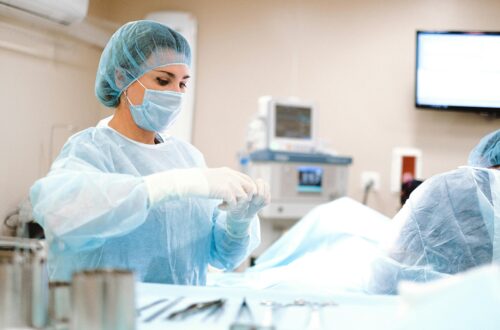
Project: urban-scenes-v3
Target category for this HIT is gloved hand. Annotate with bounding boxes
[144,167,257,208]
[225,178,270,238]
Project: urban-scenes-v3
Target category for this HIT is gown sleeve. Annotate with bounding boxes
[209,203,261,270]
[30,132,150,252]
[174,139,262,271]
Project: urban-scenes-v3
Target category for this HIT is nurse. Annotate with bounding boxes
[30,20,269,284]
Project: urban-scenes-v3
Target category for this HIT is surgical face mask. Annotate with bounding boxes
[125,80,184,132]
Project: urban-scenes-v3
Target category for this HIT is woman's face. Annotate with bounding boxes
[124,64,190,106]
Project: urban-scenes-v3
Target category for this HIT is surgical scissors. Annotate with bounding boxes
[260,298,337,330]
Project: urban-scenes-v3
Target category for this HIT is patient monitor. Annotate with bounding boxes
[246,96,317,153]
[244,96,353,220]
[247,150,352,219]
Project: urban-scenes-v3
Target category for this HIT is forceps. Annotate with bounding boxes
[260,299,338,309]
[202,299,226,321]
[167,298,226,320]
[143,297,184,322]
[136,298,168,316]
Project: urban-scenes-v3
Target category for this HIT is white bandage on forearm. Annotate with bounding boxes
[144,169,210,205]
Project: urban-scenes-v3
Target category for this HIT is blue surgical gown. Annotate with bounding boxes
[30,127,260,284]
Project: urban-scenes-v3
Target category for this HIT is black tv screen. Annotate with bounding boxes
[415,31,500,115]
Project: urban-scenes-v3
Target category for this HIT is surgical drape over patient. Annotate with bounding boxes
[30,128,260,284]
[236,168,498,295]
[95,20,191,107]
[369,166,500,294]
[468,129,500,168]
[208,130,500,295]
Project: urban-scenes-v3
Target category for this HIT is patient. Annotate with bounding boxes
[229,129,499,295]
[369,129,500,293]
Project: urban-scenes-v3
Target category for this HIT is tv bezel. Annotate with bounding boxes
[415,30,500,116]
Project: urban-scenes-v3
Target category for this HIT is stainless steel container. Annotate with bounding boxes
[0,237,49,328]
[71,269,136,330]
[49,281,71,329]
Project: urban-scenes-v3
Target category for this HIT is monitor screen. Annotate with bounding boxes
[416,31,500,113]
[297,166,323,193]
[275,104,312,139]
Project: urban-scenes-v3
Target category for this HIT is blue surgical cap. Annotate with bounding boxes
[95,20,191,108]
[468,129,500,168]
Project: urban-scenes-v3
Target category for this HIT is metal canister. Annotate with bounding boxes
[71,269,136,330]
[0,237,49,328]
[49,281,71,329]
[0,261,19,328]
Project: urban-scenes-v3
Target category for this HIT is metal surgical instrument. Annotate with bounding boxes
[143,297,184,323]
[136,298,168,316]
[167,298,225,321]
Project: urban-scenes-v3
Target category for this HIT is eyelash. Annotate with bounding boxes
[156,78,169,86]
[156,78,188,89]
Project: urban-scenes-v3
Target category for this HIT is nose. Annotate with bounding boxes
[167,82,184,93]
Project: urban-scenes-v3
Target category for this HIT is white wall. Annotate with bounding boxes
[2,0,499,223]
[0,17,106,220]
[95,0,500,216]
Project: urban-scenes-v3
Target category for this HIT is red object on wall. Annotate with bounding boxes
[401,156,416,183]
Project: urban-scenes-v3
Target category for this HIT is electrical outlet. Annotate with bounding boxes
[361,171,381,191]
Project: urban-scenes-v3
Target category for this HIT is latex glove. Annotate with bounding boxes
[226,178,270,238]
[144,167,257,208]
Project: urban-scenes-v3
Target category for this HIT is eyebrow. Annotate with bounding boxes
[154,69,190,80]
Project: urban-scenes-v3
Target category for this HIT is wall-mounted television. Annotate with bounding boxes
[415,31,500,116]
